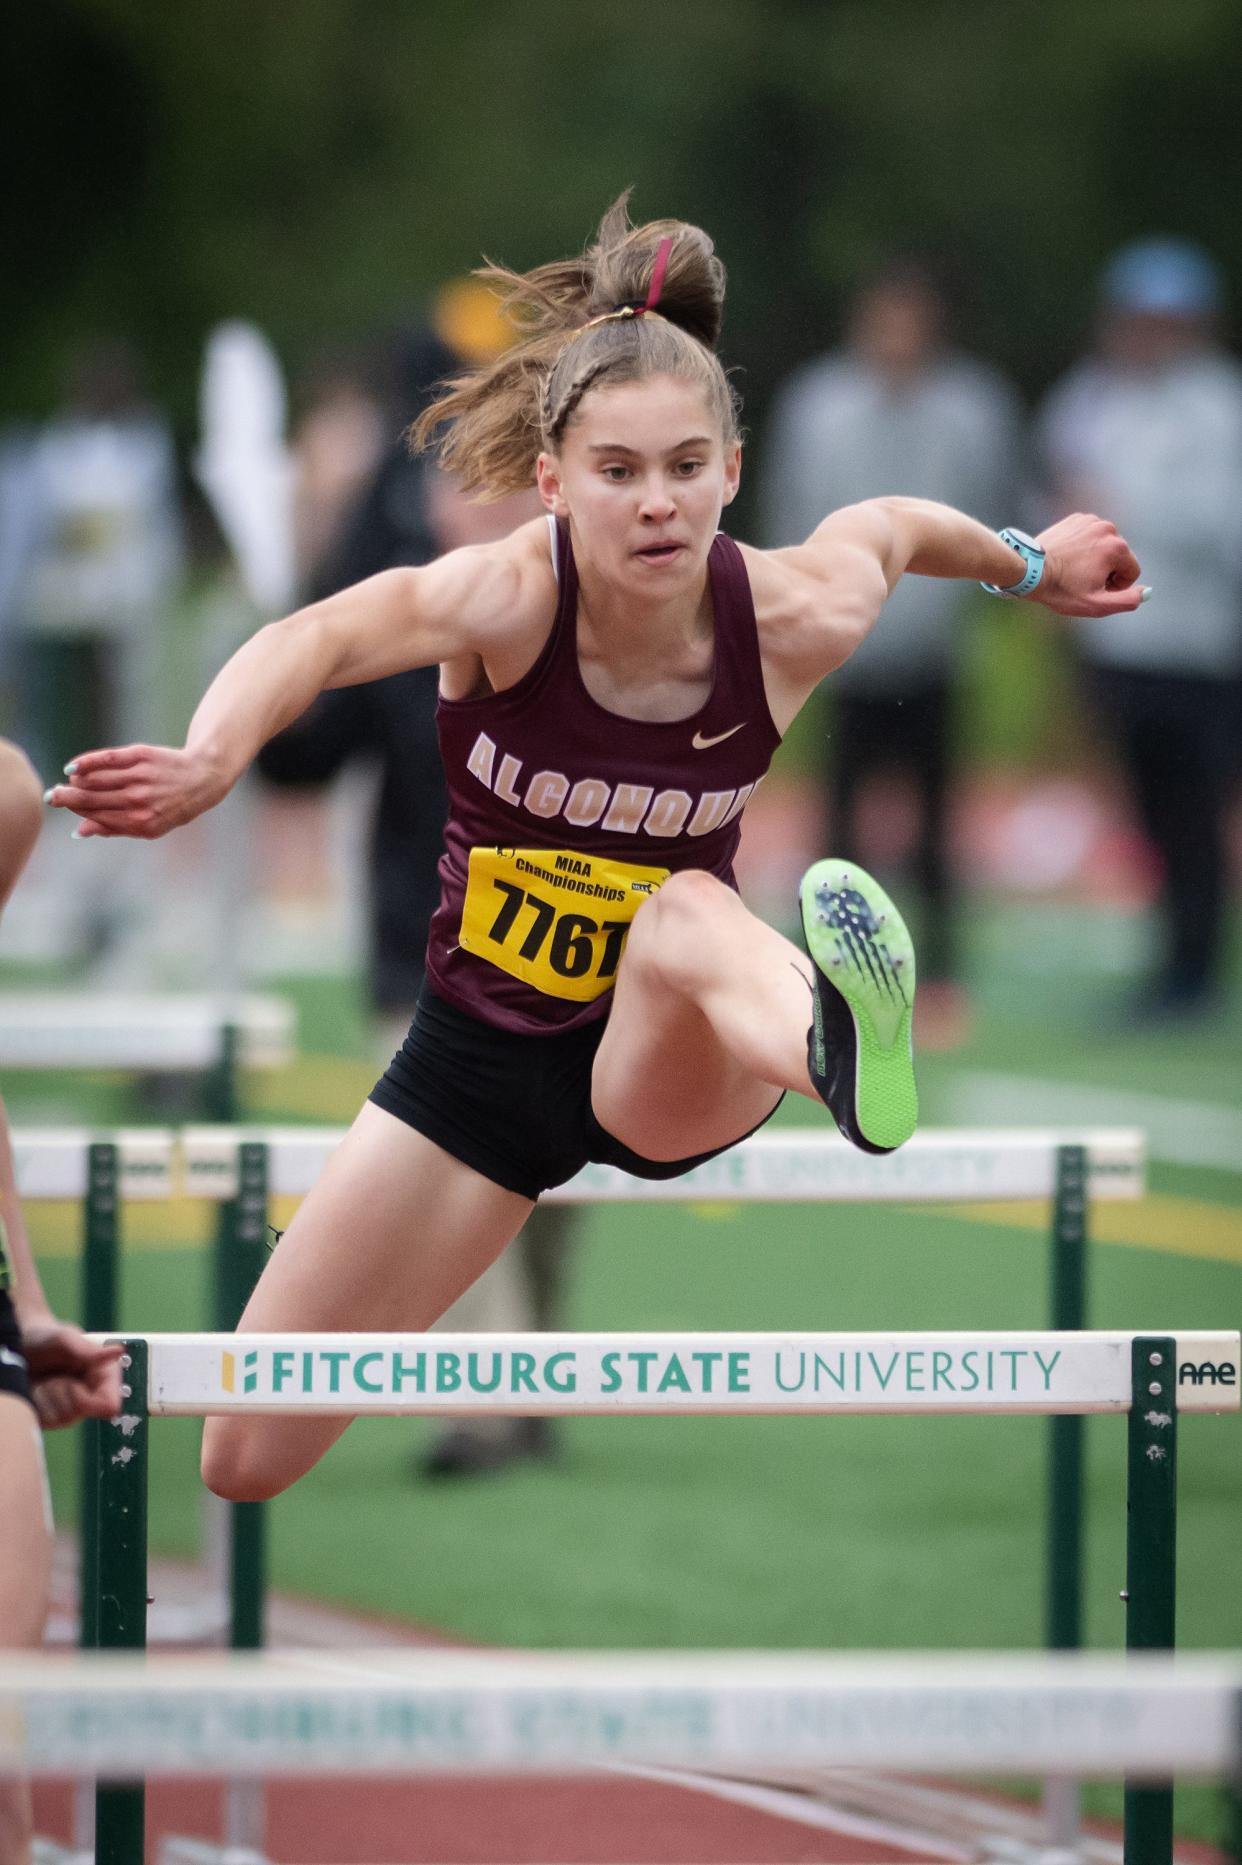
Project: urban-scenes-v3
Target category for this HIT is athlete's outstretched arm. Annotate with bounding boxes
[753,498,1146,722]
[846,497,1148,618]
[45,535,536,840]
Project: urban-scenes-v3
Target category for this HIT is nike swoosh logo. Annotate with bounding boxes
[691,723,747,750]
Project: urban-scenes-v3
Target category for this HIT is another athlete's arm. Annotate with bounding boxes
[47,525,546,840]
[0,1093,124,1428]
[0,747,123,1426]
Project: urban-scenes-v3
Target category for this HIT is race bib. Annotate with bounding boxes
[459,847,669,1002]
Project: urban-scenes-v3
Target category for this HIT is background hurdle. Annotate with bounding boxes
[85,1324,1240,1865]
[0,992,296,1124]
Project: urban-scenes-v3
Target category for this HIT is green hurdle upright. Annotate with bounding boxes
[1047,1142,1089,1650]
[213,1138,269,1653]
[71,1132,266,1861]
[93,1338,149,1865]
[212,1139,269,1863]
[79,1141,120,1650]
[1125,1335,1178,1865]
[1042,1143,1089,1848]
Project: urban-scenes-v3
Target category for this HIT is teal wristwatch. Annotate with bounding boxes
[980,527,1046,599]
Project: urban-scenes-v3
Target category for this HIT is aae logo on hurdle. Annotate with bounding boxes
[1178,1359,1237,1388]
[136,1329,1241,1417]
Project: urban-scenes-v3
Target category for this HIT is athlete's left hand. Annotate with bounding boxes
[1034,513,1150,617]
[19,1314,125,1429]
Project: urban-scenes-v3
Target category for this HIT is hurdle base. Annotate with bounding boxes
[1039,1775,1081,1856]
[157,1839,269,1865]
[31,1842,91,1865]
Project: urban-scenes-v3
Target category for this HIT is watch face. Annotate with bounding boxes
[1004,527,1043,554]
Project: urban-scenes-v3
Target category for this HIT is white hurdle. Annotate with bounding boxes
[0,993,295,1072]
[12,1125,1144,1663]
[0,993,296,1123]
[63,1325,1242,1865]
[11,1125,1156,1864]
[178,1123,1146,1202]
[12,1127,176,1202]
[4,1649,1241,1783]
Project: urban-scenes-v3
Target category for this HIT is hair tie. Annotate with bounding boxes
[644,236,673,312]
[553,236,679,364]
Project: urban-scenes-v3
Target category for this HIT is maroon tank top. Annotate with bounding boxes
[426,519,781,1033]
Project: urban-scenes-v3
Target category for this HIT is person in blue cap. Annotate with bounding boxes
[1040,238,1242,1023]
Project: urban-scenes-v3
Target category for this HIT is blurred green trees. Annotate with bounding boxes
[9,0,1239,439]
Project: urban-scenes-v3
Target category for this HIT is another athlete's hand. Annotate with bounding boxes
[19,1314,125,1430]
[1034,514,1150,618]
[43,743,229,839]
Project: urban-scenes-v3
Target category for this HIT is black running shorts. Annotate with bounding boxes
[0,1289,33,1407]
[369,986,782,1201]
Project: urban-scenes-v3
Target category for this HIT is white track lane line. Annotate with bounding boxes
[949,1071,1242,1172]
[615,1763,971,1860]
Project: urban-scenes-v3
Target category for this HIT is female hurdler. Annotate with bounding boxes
[46,200,1146,1504]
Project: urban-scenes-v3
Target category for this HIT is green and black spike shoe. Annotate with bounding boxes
[799,858,918,1154]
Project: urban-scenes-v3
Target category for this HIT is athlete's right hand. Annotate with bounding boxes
[44,743,230,839]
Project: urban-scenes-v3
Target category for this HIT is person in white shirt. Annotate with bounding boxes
[1040,239,1242,1020]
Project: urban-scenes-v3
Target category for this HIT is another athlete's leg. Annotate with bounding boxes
[0,1395,53,1865]
[200,1103,532,1502]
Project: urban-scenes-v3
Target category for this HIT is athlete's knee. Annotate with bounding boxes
[200,1419,289,1504]
[626,869,733,992]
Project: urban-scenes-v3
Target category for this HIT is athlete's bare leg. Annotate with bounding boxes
[200,1103,533,1502]
[591,870,817,1161]
[0,1395,53,1865]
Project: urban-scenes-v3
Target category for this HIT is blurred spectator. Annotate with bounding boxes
[4,337,183,969]
[11,336,182,774]
[291,348,387,590]
[0,429,41,719]
[1040,238,1242,1022]
[259,293,576,1478]
[261,328,456,1024]
[760,260,1024,1046]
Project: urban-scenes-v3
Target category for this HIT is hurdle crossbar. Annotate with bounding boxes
[177,1124,1146,1202]
[134,1327,1239,1416]
[12,1129,176,1202]
[0,993,295,1073]
[4,1650,1241,1782]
